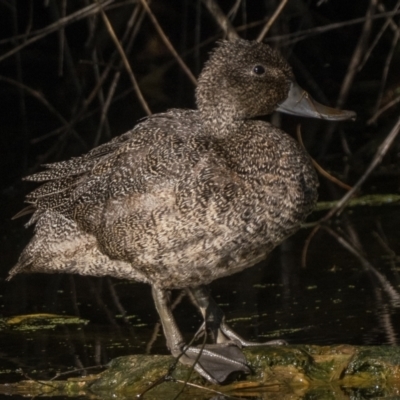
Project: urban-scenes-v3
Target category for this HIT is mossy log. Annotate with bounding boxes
[2,345,400,399]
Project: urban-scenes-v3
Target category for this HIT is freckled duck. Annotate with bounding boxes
[9,39,355,384]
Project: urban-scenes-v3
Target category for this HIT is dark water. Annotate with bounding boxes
[1,199,400,398]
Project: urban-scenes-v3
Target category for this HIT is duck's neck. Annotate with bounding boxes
[198,103,242,138]
[196,73,244,138]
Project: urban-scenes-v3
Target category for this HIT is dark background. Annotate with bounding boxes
[0,0,400,384]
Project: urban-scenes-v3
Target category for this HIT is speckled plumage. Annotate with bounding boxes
[9,40,318,289]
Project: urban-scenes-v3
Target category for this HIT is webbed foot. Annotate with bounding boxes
[176,342,250,383]
[218,320,288,347]
[189,286,288,348]
[152,286,251,383]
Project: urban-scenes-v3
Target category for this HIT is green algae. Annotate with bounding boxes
[3,345,400,399]
[1,313,88,332]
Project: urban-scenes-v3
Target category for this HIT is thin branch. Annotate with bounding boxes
[58,0,67,76]
[227,0,242,21]
[201,0,239,40]
[323,226,400,307]
[337,0,378,109]
[90,47,111,142]
[296,125,352,191]
[0,0,116,63]
[11,0,29,172]
[301,225,321,268]
[257,0,288,42]
[0,76,73,132]
[264,9,400,45]
[173,379,241,399]
[312,155,352,191]
[98,1,151,115]
[31,84,137,145]
[49,364,107,381]
[140,0,197,85]
[93,4,144,146]
[357,1,400,71]
[372,17,400,116]
[319,117,400,222]
[368,94,400,125]
[17,369,56,390]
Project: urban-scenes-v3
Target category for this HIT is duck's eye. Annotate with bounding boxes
[253,65,265,75]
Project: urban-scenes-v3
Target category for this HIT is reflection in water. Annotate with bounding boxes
[323,220,400,347]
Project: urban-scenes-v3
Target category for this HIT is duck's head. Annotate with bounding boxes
[196,39,355,126]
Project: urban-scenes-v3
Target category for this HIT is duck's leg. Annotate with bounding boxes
[151,286,250,384]
[188,286,286,347]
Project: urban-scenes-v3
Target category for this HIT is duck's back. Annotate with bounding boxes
[9,109,317,288]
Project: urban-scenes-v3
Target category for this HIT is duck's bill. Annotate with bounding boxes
[276,82,356,121]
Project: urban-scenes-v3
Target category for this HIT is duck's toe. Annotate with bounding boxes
[217,319,288,347]
[178,342,250,384]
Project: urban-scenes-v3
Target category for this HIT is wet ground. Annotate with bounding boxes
[1,196,400,398]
